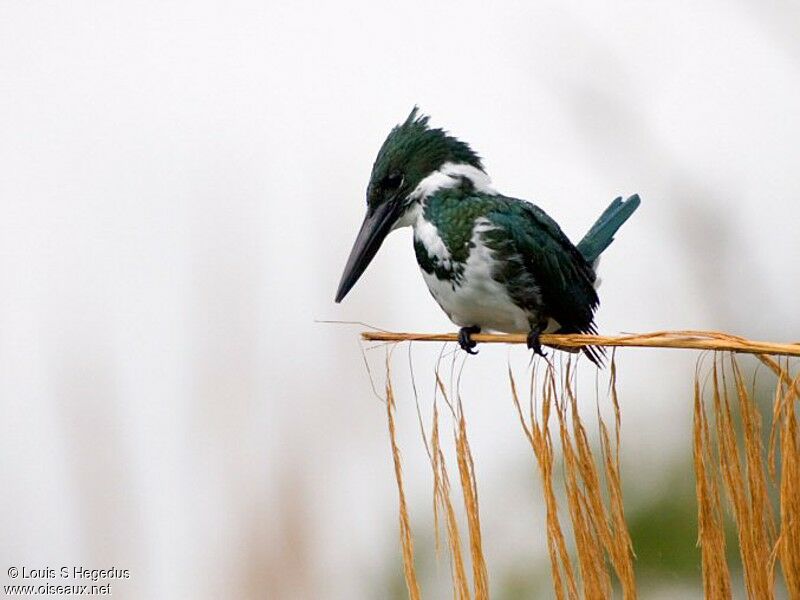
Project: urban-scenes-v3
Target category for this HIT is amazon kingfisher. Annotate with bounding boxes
[335,108,641,365]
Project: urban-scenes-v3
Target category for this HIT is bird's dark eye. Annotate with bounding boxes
[384,171,403,190]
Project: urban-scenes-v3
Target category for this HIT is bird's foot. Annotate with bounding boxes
[458,326,481,355]
[526,327,548,358]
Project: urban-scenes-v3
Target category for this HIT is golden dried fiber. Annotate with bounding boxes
[362,330,800,358]
[509,356,635,598]
[369,331,800,600]
[510,366,579,600]
[385,358,422,600]
[435,374,489,600]
[429,400,470,599]
[693,364,733,598]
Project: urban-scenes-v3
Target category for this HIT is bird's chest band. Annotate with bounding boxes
[413,237,465,285]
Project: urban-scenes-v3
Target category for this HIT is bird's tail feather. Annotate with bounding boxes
[549,343,605,367]
[577,194,641,264]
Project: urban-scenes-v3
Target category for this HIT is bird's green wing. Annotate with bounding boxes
[484,198,599,334]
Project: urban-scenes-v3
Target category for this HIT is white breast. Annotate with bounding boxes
[414,217,532,333]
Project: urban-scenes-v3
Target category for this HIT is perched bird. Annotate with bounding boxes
[335,108,640,365]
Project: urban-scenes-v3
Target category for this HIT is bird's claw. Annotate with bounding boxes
[527,328,547,358]
[458,326,481,355]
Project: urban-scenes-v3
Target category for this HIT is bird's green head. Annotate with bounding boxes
[366,107,482,209]
[335,107,483,302]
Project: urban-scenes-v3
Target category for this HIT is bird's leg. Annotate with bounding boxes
[458,325,481,355]
[526,322,548,358]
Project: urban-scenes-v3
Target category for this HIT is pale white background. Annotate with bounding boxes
[1,1,799,598]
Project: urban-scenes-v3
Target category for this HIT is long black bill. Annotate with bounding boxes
[335,200,402,303]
